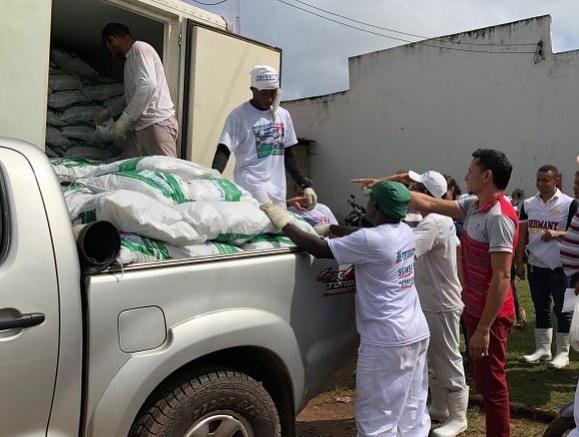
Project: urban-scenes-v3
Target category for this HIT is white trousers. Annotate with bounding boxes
[424,310,468,392]
[355,339,430,437]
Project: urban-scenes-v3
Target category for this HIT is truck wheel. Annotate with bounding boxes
[542,415,576,437]
[129,368,281,437]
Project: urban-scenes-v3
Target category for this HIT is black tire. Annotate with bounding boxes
[542,415,576,437]
[129,368,281,437]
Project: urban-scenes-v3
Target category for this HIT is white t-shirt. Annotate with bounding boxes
[219,102,298,206]
[119,41,175,130]
[520,189,576,269]
[288,203,338,226]
[413,213,463,312]
[328,223,430,347]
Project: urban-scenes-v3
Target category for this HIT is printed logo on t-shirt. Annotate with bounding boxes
[397,263,415,288]
[528,219,558,232]
[395,248,415,288]
[252,121,286,158]
[395,248,415,263]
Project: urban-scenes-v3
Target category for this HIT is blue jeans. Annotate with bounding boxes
[527,264,571,332]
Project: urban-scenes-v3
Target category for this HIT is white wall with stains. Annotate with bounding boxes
[284,15,579,220]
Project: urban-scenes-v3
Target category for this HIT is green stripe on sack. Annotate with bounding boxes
[115,170,188,203]
[215,232,256,244]
[249,234,294,245]
[212,242,241,254]
[118,158,143,172]
[202,175,243,201]
[77,210,97,224]
[121,236,170,260]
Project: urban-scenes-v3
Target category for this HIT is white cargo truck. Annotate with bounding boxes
[0,2,359,436]
[2,0,281,169]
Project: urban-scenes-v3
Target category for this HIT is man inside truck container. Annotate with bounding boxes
[211,65,317,209]
[95,23,178,158]
[260,181,431,437]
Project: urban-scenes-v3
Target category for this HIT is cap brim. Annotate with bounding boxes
[362,188,372,196]
[408,170,422,183]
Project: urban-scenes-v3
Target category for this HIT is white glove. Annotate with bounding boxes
[113,119,130,139]
[260,203,292,229]
[94,109,111,125]
[314,224,331,237]
[304,187,318,210]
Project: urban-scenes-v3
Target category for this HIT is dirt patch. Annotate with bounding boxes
[296,390,553,436]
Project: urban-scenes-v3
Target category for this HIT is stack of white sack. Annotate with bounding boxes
[57,156,316,265]
[46,48,124,161]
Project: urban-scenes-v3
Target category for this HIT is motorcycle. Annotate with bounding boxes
[344,194,372,227]
[543,399,576,436]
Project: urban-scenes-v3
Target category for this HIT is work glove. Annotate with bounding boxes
[113,119,130,139]
[94,109,111,125]
[260,203,292,229]
[304,187,318,210]
[314,224,331,237]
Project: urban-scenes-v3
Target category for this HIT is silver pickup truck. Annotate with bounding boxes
[0,138,358,437]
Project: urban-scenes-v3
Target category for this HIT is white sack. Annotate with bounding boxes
[64,188,202,246]
[117,233,241,265]
[50,49,99,77]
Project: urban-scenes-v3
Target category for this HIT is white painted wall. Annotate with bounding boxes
[284,15,579,220]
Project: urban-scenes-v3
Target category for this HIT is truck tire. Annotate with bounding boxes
[542,415,576,437]
[129,368,281,437]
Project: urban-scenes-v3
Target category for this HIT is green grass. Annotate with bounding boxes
[501,278,578,414]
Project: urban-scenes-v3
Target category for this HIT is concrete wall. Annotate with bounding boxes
[284,15,579,220]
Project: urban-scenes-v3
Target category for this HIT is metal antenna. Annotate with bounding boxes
[235,0,241,34]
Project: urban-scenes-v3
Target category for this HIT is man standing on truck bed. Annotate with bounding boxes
[260,181,431,437]
[96,23,178,158]
[211,65,317,208]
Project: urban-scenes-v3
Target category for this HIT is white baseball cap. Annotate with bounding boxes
[250,65,279,90]
[408,170,448,199]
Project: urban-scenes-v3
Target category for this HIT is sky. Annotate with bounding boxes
[184,0,579,100]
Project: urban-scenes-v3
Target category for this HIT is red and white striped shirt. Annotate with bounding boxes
[457,192,519,318]
[561,210,579,278]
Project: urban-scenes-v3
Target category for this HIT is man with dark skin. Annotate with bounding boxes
[211,65,317,208]
[516,165,578,369]
[353,149,518,437]
[261,181,431,436]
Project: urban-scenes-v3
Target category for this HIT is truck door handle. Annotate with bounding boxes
[0,313,45,331]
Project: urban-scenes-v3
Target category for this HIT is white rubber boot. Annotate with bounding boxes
[521,328,552,363]
[428,386,449,422]
[431,388,469,437]
[549,332,570,369]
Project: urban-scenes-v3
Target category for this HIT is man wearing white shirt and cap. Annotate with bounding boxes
[211,65,317,208]
[408,170,469,437]
[516,164,578,369]
[97,23,178,158]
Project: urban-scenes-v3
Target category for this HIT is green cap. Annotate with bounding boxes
[362,181,410,219]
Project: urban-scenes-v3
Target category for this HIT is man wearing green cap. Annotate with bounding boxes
[260,181,431,437]
[353,149,518,437]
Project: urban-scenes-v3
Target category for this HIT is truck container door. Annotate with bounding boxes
[0,146,60,435]
[182,23,281,177]
[0,2,52,150]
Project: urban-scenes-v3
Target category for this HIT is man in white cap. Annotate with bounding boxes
[407,170,469,437]
[211,65,317,208]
